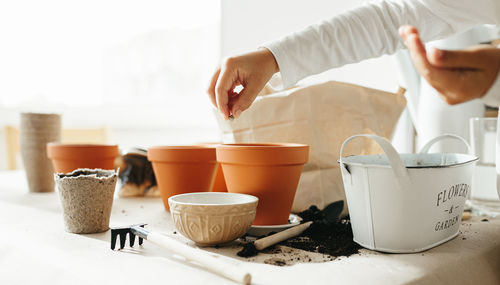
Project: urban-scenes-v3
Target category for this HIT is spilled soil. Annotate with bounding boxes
[281,205,361,257]
[237,204,362,263]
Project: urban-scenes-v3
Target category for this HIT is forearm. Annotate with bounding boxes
[264,0,500,88]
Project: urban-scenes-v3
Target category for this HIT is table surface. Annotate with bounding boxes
[1,170,499,285]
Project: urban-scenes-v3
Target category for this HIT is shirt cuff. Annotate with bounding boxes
[261,39,299,90]
[481,70,500,107]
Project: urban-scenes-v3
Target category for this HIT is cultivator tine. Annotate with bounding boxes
[129,233,136,247]
[111,231,118,250]
[138,224,145,245]
[119,232,127,249]
[110,224,147,250]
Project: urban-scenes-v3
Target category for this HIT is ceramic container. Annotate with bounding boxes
[47,143,119,173]
[20,112,61,192]
[216,143,309,225]
[148,146,218,211]
[339,134,478,253]
[55,168,117,234]
[168,192,258,245]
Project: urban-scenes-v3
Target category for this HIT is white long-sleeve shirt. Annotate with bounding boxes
[263,0,500,96]
[264,0,500,199]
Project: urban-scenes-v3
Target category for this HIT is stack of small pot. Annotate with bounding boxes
[148,143,309,225]
[19,112,120,234]
[20,113,61,193]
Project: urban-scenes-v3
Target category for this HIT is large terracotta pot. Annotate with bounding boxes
[216,143,309,225]
[47,144,119,173]
[148,146,218,211]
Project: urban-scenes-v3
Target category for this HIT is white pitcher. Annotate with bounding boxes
[394,25,498,152]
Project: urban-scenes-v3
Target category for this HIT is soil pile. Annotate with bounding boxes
[238,202,362,259]
[282,208,361,257]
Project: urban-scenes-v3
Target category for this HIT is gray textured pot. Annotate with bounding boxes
[55,168,117,234]
[20,112,61,192]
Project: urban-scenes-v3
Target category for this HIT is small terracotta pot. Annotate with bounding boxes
[216,143,309,225]
[148,146,218,211]
[47,144,119,173]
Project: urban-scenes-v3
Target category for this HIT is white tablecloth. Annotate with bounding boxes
[1,170,499,285]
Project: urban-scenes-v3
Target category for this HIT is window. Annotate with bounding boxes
[0,0,220,129]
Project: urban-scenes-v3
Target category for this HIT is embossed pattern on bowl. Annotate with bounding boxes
[168,192,258,246]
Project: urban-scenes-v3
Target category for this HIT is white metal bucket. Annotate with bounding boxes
[339,134,478,253]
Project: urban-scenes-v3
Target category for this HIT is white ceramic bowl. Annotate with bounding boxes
[168,192,258,246]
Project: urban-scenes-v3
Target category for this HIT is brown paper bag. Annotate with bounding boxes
[215,81,406,213]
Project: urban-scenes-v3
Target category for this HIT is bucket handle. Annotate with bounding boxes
[419,134,472,155]
[339,134,411,191]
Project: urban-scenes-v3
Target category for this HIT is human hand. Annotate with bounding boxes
[399,25,500,105]
[207,48,279,120]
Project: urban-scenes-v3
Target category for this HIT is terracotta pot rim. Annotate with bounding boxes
[216,143,308,149]
[216,143,309,165]
[168,192,258,206]
[47,144,119,160]
[149,145,216,150]
[148,145,216,163]
[47,143,118,148]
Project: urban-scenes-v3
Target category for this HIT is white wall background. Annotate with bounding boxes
[0,0,222,170]
[1,0,413,170]
[220,0,400,92]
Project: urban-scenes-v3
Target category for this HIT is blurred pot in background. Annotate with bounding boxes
[47,143,119,173]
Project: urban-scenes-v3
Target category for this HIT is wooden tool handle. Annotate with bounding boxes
[147,232,251,285]
[254,221,313,251]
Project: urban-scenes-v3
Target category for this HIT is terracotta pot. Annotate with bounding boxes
[216,143,309,225]
[148,146,218,211]
[47,144,119,173]
[211,163,228,192]
[199,143,227,192]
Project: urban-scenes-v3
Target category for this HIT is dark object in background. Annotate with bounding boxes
[117,148,159,197]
